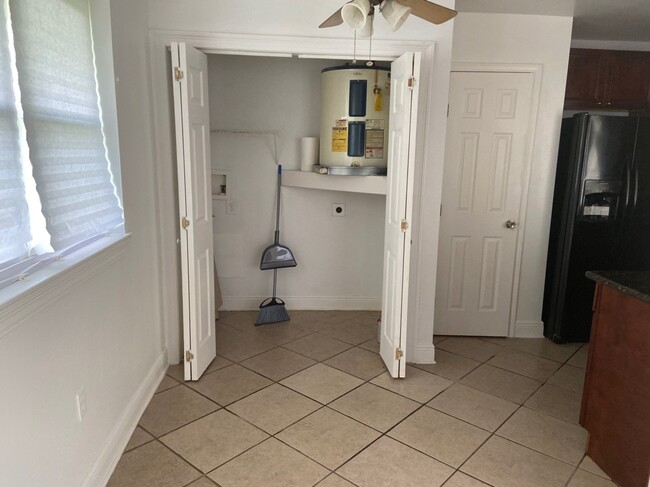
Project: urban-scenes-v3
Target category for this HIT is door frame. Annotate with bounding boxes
[446,63,542,337]
[148,30,440,364]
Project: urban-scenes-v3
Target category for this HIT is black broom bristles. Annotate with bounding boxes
[255,297,290,325]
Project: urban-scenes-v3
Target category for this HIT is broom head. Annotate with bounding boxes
[255,297,290,325]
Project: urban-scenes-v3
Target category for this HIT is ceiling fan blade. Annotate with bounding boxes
[319,7,344,28]
[395,0,457,25]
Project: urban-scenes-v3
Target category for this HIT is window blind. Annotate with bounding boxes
[0,3,31,264]
[9,0,123,251]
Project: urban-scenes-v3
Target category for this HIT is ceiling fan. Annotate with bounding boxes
[319,0,457,33]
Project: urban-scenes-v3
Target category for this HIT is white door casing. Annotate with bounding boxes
[171,42,216,380]
[381,52,421,377]
[435,71,534,336]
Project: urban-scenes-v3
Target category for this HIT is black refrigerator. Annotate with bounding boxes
[543,113,650,343]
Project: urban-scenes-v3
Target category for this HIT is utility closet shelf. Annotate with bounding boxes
[282,170,387,195]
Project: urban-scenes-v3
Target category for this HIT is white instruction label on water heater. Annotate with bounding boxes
[583,205,610,216]
[366,119,385,130]
[365,119,385,159]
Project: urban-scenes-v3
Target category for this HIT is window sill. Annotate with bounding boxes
[0,232,131,339]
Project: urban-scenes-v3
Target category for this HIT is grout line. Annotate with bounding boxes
[152,438,204,478]
[563,468,580,487]
[117,312,588,486]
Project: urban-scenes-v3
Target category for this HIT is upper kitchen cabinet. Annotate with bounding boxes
[565,49,650,111]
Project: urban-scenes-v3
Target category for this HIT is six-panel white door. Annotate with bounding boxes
[435,71,534,336]
[171,42,216,380]
[380,52,421,377]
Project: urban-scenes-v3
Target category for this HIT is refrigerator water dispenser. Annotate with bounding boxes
[581,180,621,221]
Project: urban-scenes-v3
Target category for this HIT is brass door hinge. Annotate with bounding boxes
[408,76,416,90]
[185,350,193,362]
[181,217,190,229]
[395,347,403,360]
[174,67,184,81]
[400,220,408,232]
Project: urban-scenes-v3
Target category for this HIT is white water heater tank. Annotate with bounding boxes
[319,64,391,168]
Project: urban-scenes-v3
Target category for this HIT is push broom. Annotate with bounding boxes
[256,164,297,325]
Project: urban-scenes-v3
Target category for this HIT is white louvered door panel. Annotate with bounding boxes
[435,71,534,336]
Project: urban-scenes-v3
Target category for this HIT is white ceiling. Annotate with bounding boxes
[454,0,650,42]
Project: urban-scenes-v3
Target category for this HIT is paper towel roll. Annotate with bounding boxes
[300,137,319,172]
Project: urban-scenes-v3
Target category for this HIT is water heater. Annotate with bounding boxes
[319,64,391,169]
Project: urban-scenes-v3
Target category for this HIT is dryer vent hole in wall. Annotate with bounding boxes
[332,203,346,217]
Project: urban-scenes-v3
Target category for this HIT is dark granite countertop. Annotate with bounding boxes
[586,271,650,305]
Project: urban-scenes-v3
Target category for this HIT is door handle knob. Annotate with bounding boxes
[505,220,517,229]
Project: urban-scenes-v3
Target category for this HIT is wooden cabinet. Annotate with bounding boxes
[565,49,650,110]
[581,283,650,487]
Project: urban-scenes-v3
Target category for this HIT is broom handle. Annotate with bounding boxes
[272,269,278,298]
[274,165,282,244]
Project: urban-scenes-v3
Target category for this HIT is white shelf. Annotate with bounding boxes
[282,170,387,195]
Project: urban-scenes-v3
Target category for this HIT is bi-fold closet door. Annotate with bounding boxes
[169,43,422,379]
[171,42,216,381]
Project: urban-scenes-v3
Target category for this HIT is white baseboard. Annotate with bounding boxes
[82,350,167,487]
[222,296,381,311]
[410,344,437,364]
[515,320,544,338]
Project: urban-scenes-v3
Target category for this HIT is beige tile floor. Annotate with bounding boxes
[109,311,615,487]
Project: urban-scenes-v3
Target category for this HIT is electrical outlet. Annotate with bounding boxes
[226,200,236,215]
[332,204,346,217]
[76,389,87,421]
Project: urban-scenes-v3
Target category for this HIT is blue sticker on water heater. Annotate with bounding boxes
[348,121,365,157]
[349,80,367,117]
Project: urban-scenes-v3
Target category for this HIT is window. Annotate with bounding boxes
[0,0,123,290]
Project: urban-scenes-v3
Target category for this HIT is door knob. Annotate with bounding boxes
[505,220,517,229]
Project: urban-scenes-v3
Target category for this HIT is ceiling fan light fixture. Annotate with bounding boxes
[380,0,411,31]
[341,0,372,29]
[356,10,374,38]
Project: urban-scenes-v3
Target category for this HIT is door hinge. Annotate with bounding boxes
[400,220,409,232]
[407,76,416,90]
[181,217,190,229]
[185,350,194,362]
[447,104,449,117]
[174,67,184,81]
[395,347,403,360]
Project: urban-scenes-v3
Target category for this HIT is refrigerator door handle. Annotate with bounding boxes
[624,163,631,208]
[633,165,639,207]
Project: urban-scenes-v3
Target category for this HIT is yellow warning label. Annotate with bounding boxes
[332,127,348,152]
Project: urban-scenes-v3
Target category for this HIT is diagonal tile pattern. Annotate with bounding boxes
[329,382,419,432]
[388,407,490,468]
[226,384,320,434]
[108,441,201,487]
[138,385,219,437]
[187,363,272,406]
[277,407,381,469]
[240,346,316,381]
[160,409,268,472]
[209,437,328,487]
[280,363,363,404]
[110,312,591,487]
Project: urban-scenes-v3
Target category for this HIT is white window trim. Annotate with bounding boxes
[0,232,130,338]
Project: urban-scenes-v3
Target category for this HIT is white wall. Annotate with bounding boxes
[0,0,166,485]
[451,13,573,336]
[209,55,385,309]
[147,0,455,362]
